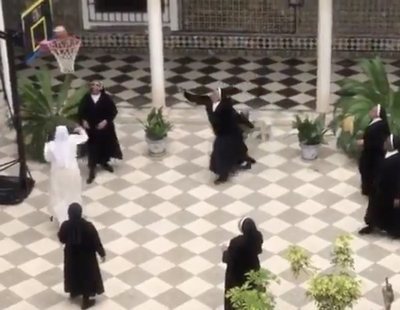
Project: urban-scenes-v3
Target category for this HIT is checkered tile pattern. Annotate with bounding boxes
[16,52,400,111]
[1,108,400,309]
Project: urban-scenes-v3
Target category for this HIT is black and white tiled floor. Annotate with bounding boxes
[16,52,400,111]
[3,52,400,309]
[2,116,400,309]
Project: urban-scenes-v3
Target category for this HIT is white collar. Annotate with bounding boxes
[212,100,221,112]
[91,93,101,103]
[385,150,398,158]
[369,118,382,126]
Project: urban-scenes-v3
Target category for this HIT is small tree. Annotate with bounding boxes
[226,269,279,310]
[286,235,362,310]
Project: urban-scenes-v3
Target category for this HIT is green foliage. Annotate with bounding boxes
[331,235,355,270]
[226,269,279,310]
[292,115,328,145]
[286,245,316,279]
[332,57,400,158]
[286,235,362,310]
[140,107,173,140]
[19,68,88,161]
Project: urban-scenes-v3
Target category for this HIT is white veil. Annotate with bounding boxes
[51,126,70,168]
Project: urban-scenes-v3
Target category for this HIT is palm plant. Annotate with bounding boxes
[292,115,328,145]
[19,68,87,161]
[332,58,400,158]
[141,107,173,140]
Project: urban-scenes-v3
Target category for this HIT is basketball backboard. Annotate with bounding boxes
[21,0,53,62]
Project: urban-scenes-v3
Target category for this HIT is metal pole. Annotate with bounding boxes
[3,31,30,192]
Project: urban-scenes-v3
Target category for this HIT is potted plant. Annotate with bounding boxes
[286,234,362,310]
[140,107,172,156]
[19,68,87,161]
[226,269,278,310]
[292,115,327,160]
[332,57,400,159]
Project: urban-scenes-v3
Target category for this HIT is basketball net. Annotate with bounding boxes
[47,36,81,74]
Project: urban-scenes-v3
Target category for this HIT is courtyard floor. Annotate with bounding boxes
[0,52,400,309]
[15,51,400,111]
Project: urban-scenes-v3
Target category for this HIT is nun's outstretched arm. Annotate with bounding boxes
[183,90,212,106]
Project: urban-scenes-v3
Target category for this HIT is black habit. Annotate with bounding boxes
[58,214,105,297]
[222,232,263,310]
[363,151,400,233]
[184,90,253,181]
[78,91,123,168]
[358,119,390,196]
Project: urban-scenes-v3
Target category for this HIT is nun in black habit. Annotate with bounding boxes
[359,135,400,236]
[183,87,255,184]
[78,81,123,184]
[58,203,106,309]
[222,217,263,310]
[357,104,390,196]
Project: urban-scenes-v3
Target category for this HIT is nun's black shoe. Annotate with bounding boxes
[49,216,53,222]
[358,225,373,235]
[247,156,256,164]
[86,174,95,184]
[69,293,79,299]
[81,299,95,309]
[239,162,252,170]
[102,163,114,173]
[214,176,228,185]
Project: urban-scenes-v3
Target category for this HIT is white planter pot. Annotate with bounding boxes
[300,143,320,160]
[146,137,167,156]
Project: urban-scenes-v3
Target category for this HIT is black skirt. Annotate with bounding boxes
[210,134,248,177]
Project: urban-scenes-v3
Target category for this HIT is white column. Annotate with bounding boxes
[316,0,333,114]
[147,0,166,108]
[0,0,12,113]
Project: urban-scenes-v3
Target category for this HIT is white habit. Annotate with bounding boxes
[44,126,88,225]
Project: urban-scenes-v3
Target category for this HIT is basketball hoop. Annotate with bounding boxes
[47,36,81,74]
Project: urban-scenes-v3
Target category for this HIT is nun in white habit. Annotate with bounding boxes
[44,126,88,225]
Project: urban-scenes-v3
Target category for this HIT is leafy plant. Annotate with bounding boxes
[226,269,279,310]
[292,115,328,145]
[286,245,316,278]
[286,235,362,310]
[140,107,172,140]
[332,58,400,158]
[19,68,88,161]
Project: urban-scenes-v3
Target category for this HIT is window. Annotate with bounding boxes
[81,0,177,29]
[95,0,166,13]
[95,0,147,13]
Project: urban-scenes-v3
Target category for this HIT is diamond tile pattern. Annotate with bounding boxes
[1,116,399,309]
[16,52,400,111]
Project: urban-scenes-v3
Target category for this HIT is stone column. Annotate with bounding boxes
[147,0,166,108]
[316,0,333,115]
[0,0,12,113]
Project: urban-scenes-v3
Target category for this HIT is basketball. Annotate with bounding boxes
[53,25,68,39]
